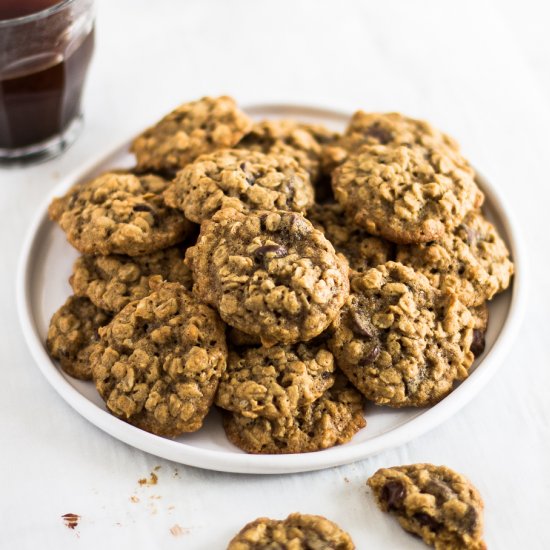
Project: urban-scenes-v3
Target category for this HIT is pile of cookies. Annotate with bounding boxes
[46,96,513,453]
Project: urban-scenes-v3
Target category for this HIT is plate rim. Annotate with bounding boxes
[16,103,527,474]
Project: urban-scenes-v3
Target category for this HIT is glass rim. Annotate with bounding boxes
[0,0,80,28]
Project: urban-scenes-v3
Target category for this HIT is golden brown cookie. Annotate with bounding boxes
[47,296,112,380]
[227,513,355,549]
[368,464,486,550]
[222,374,366,454]
[238,119,339,181]
[131,96,252,174]
[164,149,314,223]
[308,202,393,272]
[70,246,193,313]
[215,342,336,420]
[187,208,349,346]
[329,263,474,407]
[323,111,460,172]
[48,171,192,256]
[332,144,483,244]
[396,210,513,306]
[92,280,227,437]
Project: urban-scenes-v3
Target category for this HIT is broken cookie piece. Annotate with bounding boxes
[368,463,486,549]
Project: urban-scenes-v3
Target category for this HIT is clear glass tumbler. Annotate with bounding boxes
[0,0,95,164]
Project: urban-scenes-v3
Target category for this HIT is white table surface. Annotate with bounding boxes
[2,1,549,548]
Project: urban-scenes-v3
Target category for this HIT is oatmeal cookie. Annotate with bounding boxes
[332,144,483,244]
[222,374,366,454]
[188,208,349,346]
[329,262,474,407]
[131,96,252,174]
[70,246,193,313]
[368,464,486,550]
[164,149,314,223]
[48,171,192,256]
[215,342,336,420]
[238,119,339,181]
[47,296,112,380]
[397,210,513,306]
[92,280,227,437]
[323,111,460,172]
[227,513,355,550]
[308,202,393,272]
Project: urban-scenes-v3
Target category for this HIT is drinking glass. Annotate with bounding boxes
[0,0,95,164]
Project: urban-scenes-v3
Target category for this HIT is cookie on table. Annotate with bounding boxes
[332,144,483,244]
[308,202,393,273]
[131,96,252,174]
[368,464,486,550]
[92,279,227,437]
[187,208,350,346]
[70,246,193,313]
[397,210,513,306]
[164,149,314,224]
[329,262,474,408]
[323,111,460,172]
[222,374,366,454]
[48,171,192,256]
[215,342,336,420]
[237,119,339,182]
[47,296,112,380]
[227,513,355,550]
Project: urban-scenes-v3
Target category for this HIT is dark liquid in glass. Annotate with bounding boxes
[0,0,61,20]
[0,1,94,149]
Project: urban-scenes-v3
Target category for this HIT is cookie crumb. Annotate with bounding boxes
[344,477,350,483]
[170,524,189,537]
[129,495,140,503]
[61,513,80,530]
[138,471,159,486]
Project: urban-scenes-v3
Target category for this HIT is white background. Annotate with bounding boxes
[2,0,550,548]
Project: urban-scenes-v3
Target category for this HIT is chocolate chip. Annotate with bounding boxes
[425,479,454,505]
[460,505,479,534]
[133,203,158,225]
[68,193,78,209]
[239,162,256,185]
[367,345,380,362]
[458,223,477,246]
[413,512,442,532]
[360,345,380,366]
[471,329,486,358]
[350,309,373,338]
[254,244,288,262]
[133,204,153,213]
[381,480,406,511]
[365,125,393,145]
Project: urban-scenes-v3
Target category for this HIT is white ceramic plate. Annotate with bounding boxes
[17,104,526,474]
